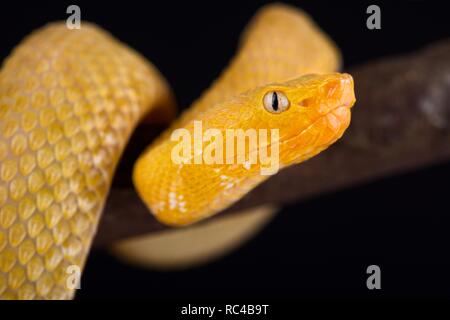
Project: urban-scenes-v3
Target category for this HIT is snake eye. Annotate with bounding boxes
[263,91,289,113]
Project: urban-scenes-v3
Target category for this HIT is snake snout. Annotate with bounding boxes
[338,73,356,109]
[314,74,355,146]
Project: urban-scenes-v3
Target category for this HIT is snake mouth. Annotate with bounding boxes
[228,104,353,173]
[281,103,352,149]
[211,104,351,167]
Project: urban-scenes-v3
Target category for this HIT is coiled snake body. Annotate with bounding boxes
[0,4,355,299]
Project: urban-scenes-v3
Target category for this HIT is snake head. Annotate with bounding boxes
[243,73,356,168]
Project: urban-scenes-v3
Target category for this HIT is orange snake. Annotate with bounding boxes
[0,4,355,299]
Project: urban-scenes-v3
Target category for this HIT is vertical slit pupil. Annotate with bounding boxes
[272,92,279,111]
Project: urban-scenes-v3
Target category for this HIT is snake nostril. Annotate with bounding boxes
[323,80,340,99]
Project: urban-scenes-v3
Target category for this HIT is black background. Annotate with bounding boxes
[1,0,450,300]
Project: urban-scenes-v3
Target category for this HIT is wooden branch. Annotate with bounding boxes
[94,39,450,246]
